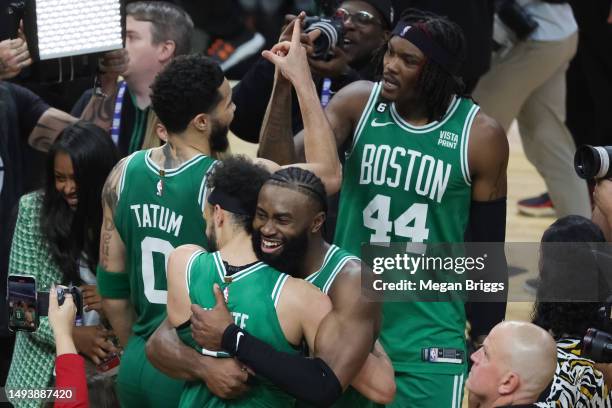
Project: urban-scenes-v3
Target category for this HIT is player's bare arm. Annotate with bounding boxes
[163,245,250,398]
[166,245,207,326]
[146,319,250,399]
[99,157,134,347]
[28,108,77,152]
[313,262,395,403]
[261,21,342,195]
[468,112,509,201]
[293,80,375,161]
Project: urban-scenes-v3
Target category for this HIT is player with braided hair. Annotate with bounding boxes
[186,166,396,406]
[259,8,509,407]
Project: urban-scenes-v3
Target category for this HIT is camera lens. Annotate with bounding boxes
[574,145,612,180]
[582,328,612,363]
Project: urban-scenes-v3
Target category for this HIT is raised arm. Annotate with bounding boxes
[28,108,77,152]
[79,49,129,131]
[98,157,133,347]
[293,79,374,163]
[261,20,341,195]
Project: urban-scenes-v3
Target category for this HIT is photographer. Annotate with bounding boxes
[230,0,394,141]
[48,285,88,408]
[473,0,591,219]
[532,215,612,406]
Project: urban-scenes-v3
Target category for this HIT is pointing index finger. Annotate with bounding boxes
[291,15,302,46]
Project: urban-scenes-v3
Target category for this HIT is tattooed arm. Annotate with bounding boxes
[28,108,77,152]
[80,50,129,130]
[99,158,134,347]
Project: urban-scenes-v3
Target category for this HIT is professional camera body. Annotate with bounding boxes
[575,145,612,180]
[304,16,344,61]
[583,301,612,363]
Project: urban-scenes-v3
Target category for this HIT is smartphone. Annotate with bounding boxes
[7,275,38,332]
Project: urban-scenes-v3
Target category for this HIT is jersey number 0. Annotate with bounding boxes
[141,237,175,304]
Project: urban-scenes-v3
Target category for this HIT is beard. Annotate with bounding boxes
[205,227,219,253]
[251,229,309,277]
[209,120,229,153]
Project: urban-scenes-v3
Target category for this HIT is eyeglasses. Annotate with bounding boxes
[334,8,381,27]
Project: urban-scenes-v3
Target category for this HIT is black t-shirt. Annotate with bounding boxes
[0,82,49,335]
[72,86,145,158]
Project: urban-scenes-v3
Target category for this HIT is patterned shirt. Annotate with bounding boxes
[536,338,612,408]
[6,192,63,408]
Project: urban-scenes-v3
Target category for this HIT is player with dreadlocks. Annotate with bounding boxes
[258,8,510,407]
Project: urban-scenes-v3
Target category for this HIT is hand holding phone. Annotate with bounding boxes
[49,284,78,356]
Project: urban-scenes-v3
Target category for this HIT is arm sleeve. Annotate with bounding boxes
[464,198,508,338]
[222,324,342,407]
[8,193,55,347]
[9,83,50,141]
[229,57,275,143]
[54,354,89,408]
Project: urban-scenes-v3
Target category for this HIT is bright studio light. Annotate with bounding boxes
[33,0,123,60]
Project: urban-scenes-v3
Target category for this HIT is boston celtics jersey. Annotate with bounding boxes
[335,82,479,374]
[114,149,216,339]
[305,244,359,294]
[179,251,298,408]
[303,244,373,408]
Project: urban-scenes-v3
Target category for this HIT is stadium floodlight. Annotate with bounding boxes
[23,0,124,61]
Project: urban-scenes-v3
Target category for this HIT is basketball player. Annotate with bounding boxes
[189,167,397,407]
[259,9,509,408]
[98,21,341,408]
[167,156,336,407]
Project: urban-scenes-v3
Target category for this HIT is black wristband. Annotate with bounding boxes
[221,323,342,406]
[221,323,242,355]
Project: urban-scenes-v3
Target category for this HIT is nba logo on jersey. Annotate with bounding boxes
[156,179,163,196]
[223,286,229,302]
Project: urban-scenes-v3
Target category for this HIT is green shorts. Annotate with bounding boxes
[116,335,185,408]
[387,371,466,408]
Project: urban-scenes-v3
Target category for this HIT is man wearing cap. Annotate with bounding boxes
[260,8,509,407]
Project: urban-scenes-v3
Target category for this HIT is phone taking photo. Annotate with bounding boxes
[7,275,38,332]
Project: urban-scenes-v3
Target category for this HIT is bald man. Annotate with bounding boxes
[466,321,557,408]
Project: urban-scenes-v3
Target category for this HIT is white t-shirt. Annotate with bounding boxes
[79,259,100,327]
[518,0,577,41]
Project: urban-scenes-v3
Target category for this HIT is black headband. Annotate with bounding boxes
[391,21,459,74]
[207,189,251,215]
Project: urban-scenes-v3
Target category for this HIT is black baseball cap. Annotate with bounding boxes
[358,0,395,29]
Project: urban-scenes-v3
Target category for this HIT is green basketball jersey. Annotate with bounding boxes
[302,245,374,408]
[334,82,479,374]
[114,149,216,339]
[179,251,298,408]
[305,244,359,294]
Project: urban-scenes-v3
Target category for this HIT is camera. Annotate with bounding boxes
[583,328,612,363]
[304,16,344,61]
[583,300,612,363]
[574,145,612,180]
[56,285,84,321]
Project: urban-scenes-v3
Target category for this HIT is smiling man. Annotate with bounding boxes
[259,8,509,407]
